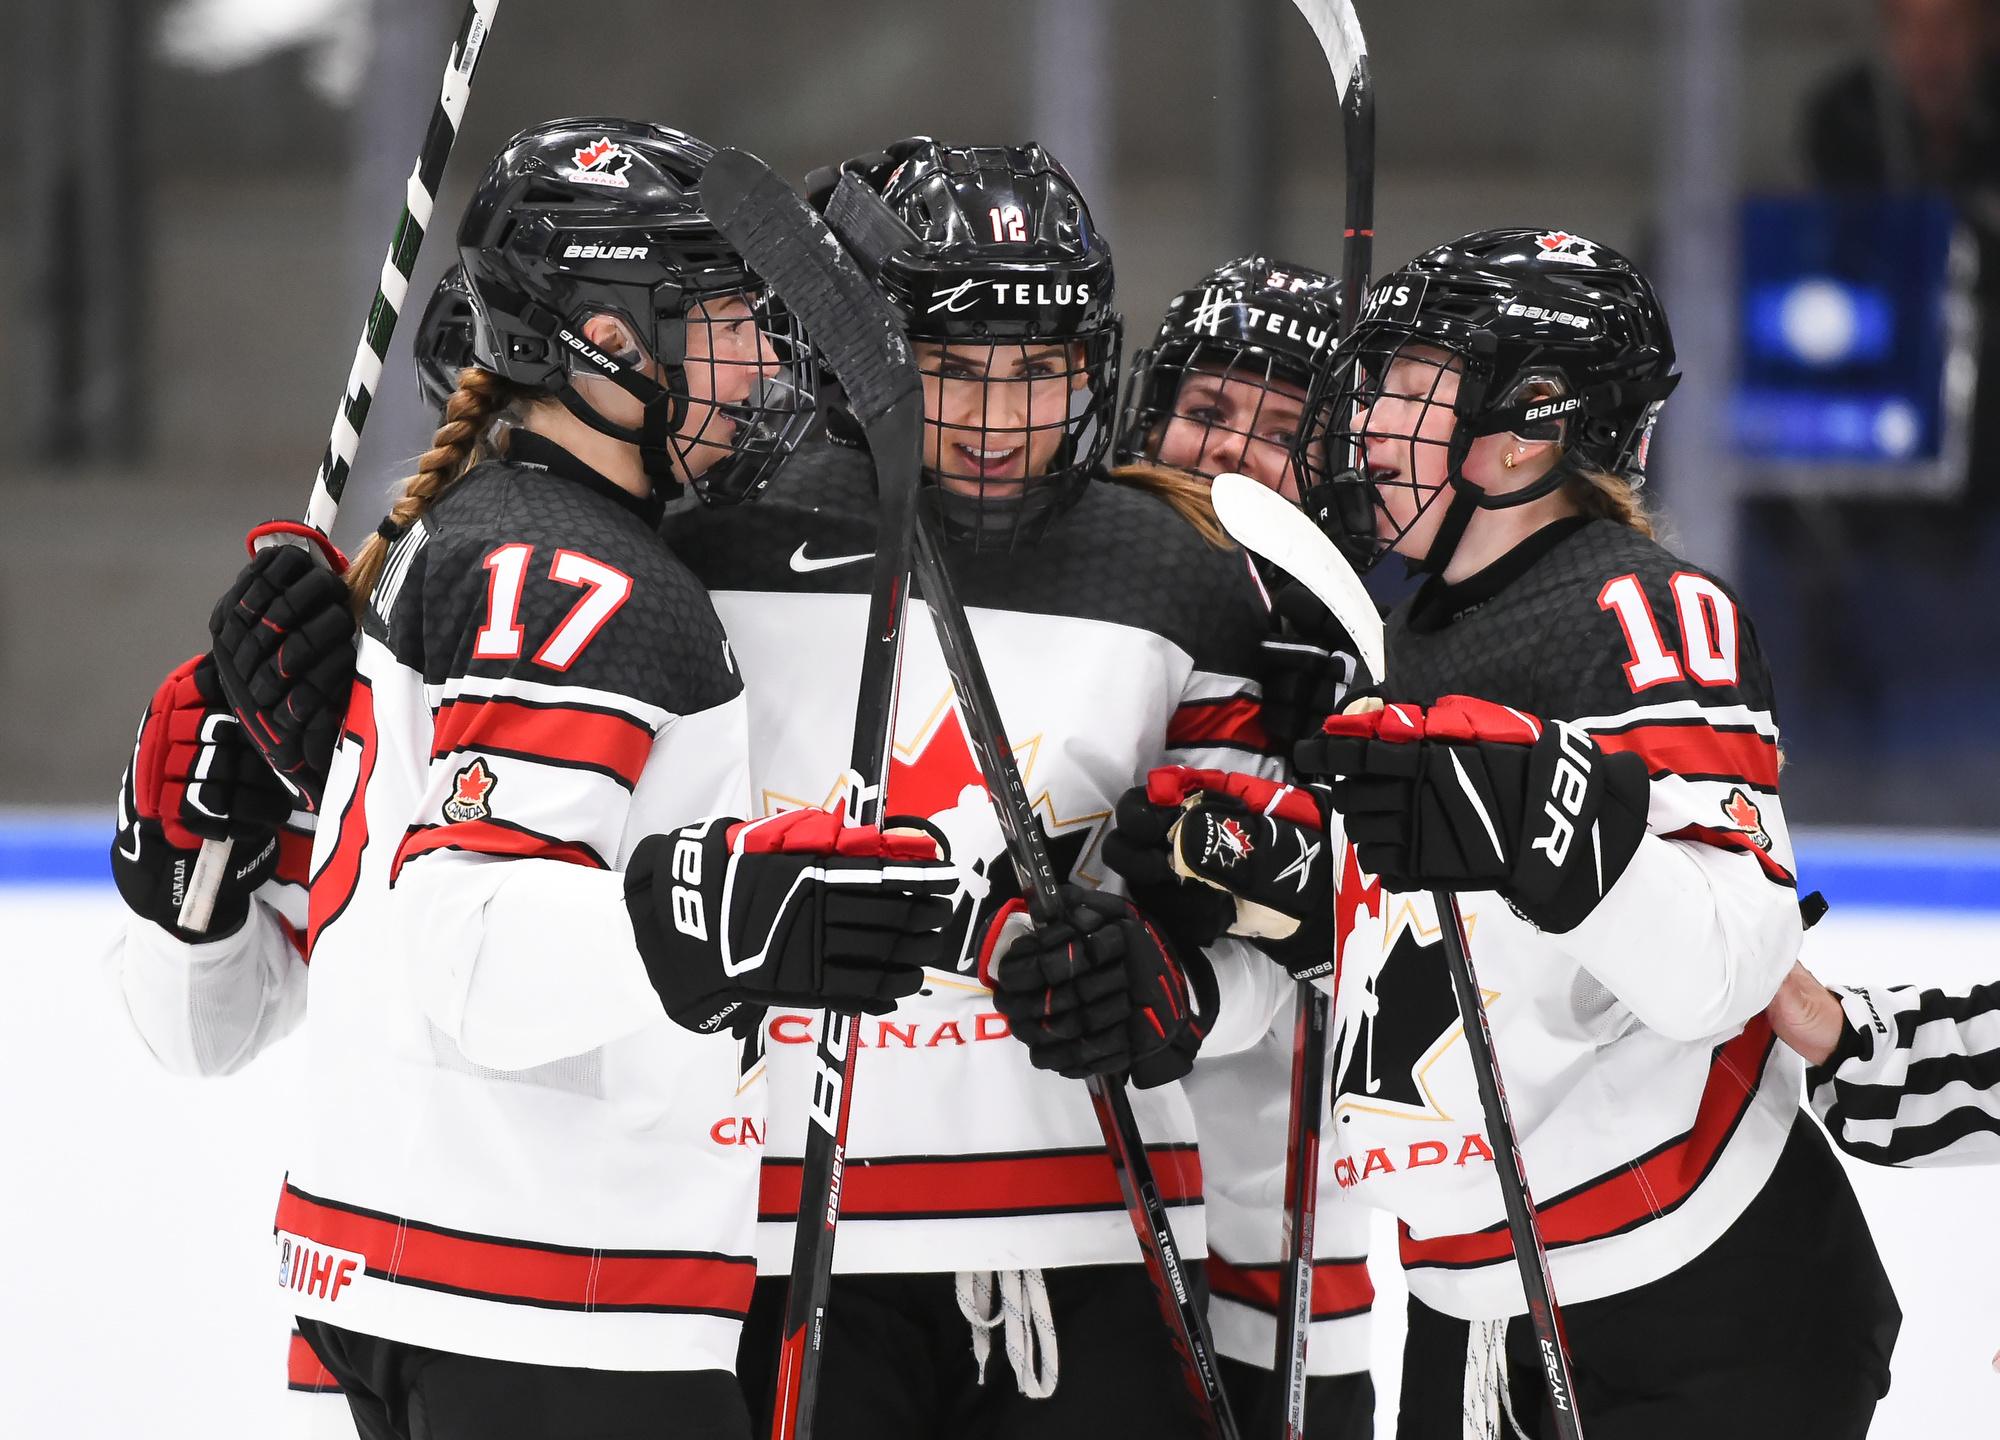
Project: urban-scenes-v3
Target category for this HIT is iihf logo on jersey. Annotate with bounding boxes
[1721,788,1773,852]
[444,758,498,824]
[568,137,633,189]
[1532,231,1601,267]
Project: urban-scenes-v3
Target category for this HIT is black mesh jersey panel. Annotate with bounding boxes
[664,440,1270,676]
[383,460,741,718]
[1385,519,1780,726]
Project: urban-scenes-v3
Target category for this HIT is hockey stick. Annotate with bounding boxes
[698,148,925,1440]
[179,0,500,932]
[1209,476,1587,1439]
[907,508,1241,1440]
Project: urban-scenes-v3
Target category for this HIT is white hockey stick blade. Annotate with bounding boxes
[1211,472,1385,681]
[1290,0,1368,101]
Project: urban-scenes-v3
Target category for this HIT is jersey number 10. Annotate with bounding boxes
[1597,572,1739,692]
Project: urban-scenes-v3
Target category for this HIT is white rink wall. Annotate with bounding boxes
[4,884,1998,1437]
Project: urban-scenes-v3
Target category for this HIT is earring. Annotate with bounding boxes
[1502,451,1518,469]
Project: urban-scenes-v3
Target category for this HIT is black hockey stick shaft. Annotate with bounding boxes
[1435,891,1585,1440]
[180,0,499,934]
[698,149,925,1440]
[1337,56,1374,341]
[908,508,1240,1440]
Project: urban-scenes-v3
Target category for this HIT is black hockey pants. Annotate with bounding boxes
[738,1263,1215,1439]
[1395,1109,1900,1440]
[1216,1354,1375,1439]
[296,1319,750,1440]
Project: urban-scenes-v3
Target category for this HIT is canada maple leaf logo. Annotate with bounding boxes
[443,758,497,824]
[1720,787,1772,851]
[1206,815,1254,868]
[573,138,618,171]
[567,138,632,188]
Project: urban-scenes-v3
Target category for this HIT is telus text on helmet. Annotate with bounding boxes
[1191,286,1331,352]
[926,279,1094,315]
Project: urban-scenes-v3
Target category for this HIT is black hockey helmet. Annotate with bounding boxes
[1296,228,1679,573]
[1116,255,1340,489]
[414,263,477,415]
[455,117,815,501]
[807,137,1121,549]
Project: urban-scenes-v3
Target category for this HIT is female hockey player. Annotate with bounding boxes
[665,139,1297,1440]
[110,118,958,1440]
[1108,231,1902,1439]
[1115,257,1377,1438]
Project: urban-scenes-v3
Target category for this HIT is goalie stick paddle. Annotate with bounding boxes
[178,0,501,934]
[907,508,1241,1440]
[1211,483,1588,1440]
[698,148,925,1440]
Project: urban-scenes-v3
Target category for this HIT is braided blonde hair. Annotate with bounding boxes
[346,368,537,613]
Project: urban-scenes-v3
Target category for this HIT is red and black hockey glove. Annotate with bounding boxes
[626,808,958,1036]
[111,655,290,940]
[1257,578,1374,752]
[208,528,357,810]
[987,885,1218,1089]
[1107,768,1337,982]
[1297,697,1651,933]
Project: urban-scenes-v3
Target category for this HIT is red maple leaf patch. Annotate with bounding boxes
[573,138,619,171]
[1721,787,1772,851]
[444,758,497,823]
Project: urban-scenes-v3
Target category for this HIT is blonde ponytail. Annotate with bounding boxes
[1106,461,1232,549]
[346,368,535,613]
[1562,466,1655,538]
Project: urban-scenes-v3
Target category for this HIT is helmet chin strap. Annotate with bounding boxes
[553,326,691,490]
[1414,443,1577,578]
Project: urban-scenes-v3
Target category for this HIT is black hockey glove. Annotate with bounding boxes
[626,808,957,1036]
[1298,697,1651,934]
[1099,788,1236,960]
[1107,768,1337,982]
[111,655,290,941]
[987,886,1218,1089]
[1257,578,1373,753]
[209,527,358,810]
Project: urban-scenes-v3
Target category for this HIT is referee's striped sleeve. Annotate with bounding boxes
[1810,982,2000,1167]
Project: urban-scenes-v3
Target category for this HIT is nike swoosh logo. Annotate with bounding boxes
[788,542,874,573]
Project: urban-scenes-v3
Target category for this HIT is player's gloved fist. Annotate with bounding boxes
[1100,786,1236,959]
[1297,696,1651,933]
[1141,767,1338,981]
[986,886,1218,1089]
[208,528,358,810]
[626,808,956,1036]
[110,654,290,940]
[1257,578,1373,751]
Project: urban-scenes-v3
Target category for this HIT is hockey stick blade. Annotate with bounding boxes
[1290,0,1368,102]
[1209,473,1383,680]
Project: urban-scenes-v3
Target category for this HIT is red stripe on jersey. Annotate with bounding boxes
[757,1144,1203,1222]
[432,697,654,788]
[286,1330,340,1393]
[1167,696,1270,753]
[1204,1253,1376,1321]
[275,1183,755,1317]
[1400,1018,1777,1269]
[391,819,608,883]
[307,679,378,960]
[1663,824,1796,886]
[275,827,314,887]
[1592,721,1779,790]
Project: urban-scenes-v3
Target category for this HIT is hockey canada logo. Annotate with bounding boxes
[1721,788,1773,852]
[444,758,497,824]
[1533,231,1600,267]
[568,137,633,189]
[1202,815,1255,869]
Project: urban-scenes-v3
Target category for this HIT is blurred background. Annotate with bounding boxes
[0,0,1996,827]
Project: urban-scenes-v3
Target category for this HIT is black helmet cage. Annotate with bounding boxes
[415,263,479,416]
[1116,256,1339,485]
[455,117,816,502]
[819,138,1121,550]
[1294,228,1679,575]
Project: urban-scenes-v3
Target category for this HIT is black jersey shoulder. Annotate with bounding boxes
[667,445,1268,675]
[379,458,740,717]
[1385,519,1777,721]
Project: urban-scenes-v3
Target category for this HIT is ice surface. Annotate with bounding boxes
[4,889,1996,1437]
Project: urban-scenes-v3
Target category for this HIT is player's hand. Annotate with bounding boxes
[209,532,358,810]
[1298,696,1650,934]
[625,808,956,1036]
[1257,578,1372,751]
[111,655,289,940]
[987,885,1217,1089]
[1106,768,1337,982]
[1767,961,1845,1067]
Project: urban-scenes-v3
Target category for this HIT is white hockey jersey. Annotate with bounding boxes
[1327,517,1805,1320]
[666,445,1294,1275]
